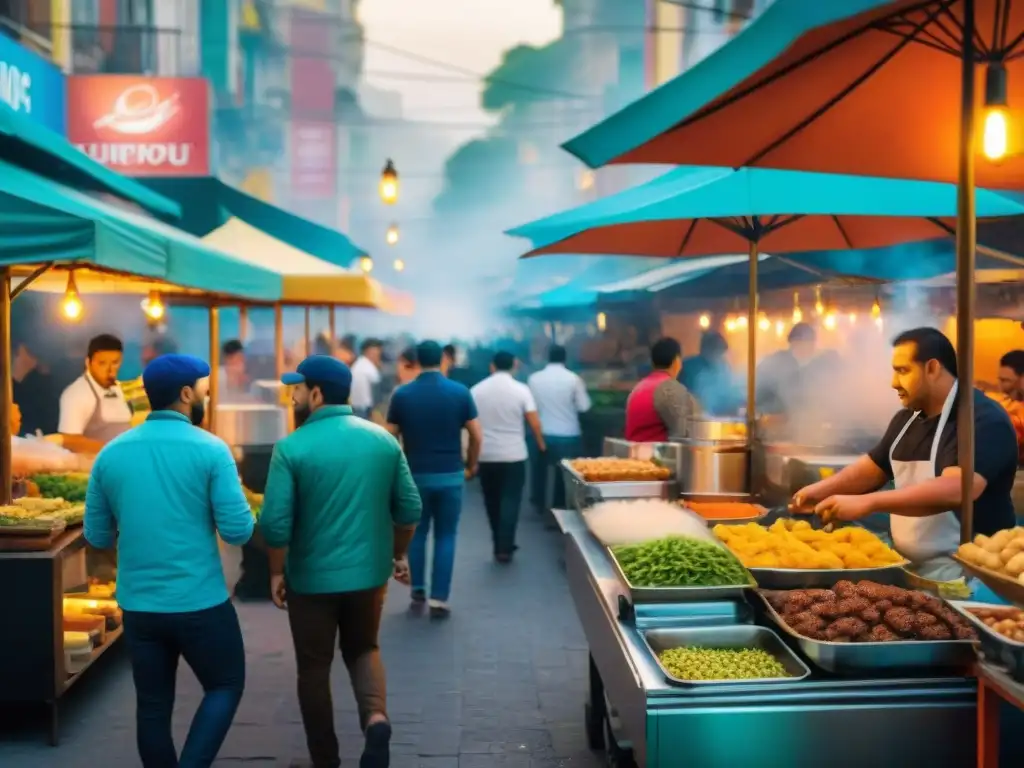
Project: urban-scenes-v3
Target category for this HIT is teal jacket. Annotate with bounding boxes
[260,405,422,594]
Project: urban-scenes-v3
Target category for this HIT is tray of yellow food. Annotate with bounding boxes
[714,519,908,590]
[561,458,676,511]
[955,527,1024,607]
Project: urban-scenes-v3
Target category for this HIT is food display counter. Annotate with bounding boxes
[556,509,978,767]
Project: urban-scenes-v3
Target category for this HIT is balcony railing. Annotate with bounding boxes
[55,23,199,77]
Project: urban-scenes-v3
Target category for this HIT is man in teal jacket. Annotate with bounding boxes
[261,355,421,768]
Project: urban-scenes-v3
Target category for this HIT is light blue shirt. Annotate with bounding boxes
[84,411,254,613]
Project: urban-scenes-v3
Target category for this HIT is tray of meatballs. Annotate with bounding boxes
[759,579,978,673]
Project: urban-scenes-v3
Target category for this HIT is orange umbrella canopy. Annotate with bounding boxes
[563,0,1024,188]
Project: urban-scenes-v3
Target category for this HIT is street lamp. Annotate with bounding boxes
[983,63,1009,161]
[379,159,398,204]
[358,255,373,274]
[385,223,399,246]
[393,258,405,272]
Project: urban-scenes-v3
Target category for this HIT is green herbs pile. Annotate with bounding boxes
[611,535,750,587]
[31,472,89,502]
[658,647,791,681]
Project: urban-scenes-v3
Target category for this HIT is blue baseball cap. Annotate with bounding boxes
[282,355,352,403]
[143,354,211,410]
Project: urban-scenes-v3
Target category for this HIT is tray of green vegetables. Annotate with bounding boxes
[31,472,89,502]
[608,534,756,603]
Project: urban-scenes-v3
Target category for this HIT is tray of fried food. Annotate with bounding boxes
[758,579,977,672]
[955,527,1024,606]
[714,519,907,589]
[568,457,672,483]
[0,503,67,535]
[948,602,1024,683]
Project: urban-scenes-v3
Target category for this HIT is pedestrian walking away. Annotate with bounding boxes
[528,344,591,519]
[261,355,422,768]
[471,351,545,563]
[388,340,483,617]
[84,354,254,768]
[350,339,384,419]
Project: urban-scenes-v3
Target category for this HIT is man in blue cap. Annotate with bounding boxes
[84,354,254,768]
[261,355,422,768]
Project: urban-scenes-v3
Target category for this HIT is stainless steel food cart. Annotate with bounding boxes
[555,508,978,768]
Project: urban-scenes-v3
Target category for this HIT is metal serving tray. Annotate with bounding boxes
[606,544,755,604]
[746,563,910,591]
[756,592,977,673]
[948,601,1024,682]
[679,493,769,525]
[641,625,811,686]
[560,459,677,512]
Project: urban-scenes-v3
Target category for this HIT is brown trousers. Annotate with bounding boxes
[287,586,387,768]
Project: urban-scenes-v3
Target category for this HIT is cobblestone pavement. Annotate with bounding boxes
[0,483,603,768]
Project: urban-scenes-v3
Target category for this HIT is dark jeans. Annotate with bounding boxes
[288,587,388,768]
[122,600,246,768]
[530,435,582,512]
[478,461,526,555]
[409,483,463,601]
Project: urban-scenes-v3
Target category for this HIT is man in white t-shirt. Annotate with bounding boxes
[349,338,383,419]
[470,351,546,563]
[527,345,591,515]
[58,334,133,455]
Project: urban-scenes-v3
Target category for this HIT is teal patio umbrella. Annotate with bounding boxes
[508,165,1024,435]
[560,0,1024,538]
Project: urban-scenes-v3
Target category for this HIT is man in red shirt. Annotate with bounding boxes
[625,338,693,442]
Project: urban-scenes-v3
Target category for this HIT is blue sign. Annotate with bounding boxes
[0,35,67,135]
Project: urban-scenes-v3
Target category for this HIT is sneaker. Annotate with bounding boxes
[361,719,391,768]
[411,589,426,604]
[428,599,451,619]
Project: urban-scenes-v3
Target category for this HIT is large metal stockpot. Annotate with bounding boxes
[675,438,750,495]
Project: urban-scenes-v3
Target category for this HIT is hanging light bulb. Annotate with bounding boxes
[848,311,857,324]
[141,290,165,321]
[358,255,373,274]
[871,296,882,319]
[60,272,83,321]
[698,313,711,329]
[379,159,398,204]
[792,291,803,324]
[596,311,607,332]
[725,317,737,333]
[758,313,771,332]
[983,63,1010,161]
[814,286,824,316]
[775,319,785,337]
[393,258,405,272]
[737,314,748,328]
[823,313,838,331]
[385,223,399,246]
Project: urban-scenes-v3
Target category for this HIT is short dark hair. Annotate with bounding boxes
[892,326,957,377]
[304,379,349,406]
[87,334,122,358]
[361,338,383,354]
[442,344,456,361]
[1000,350,1024,376]
[493,351,516,371]
[699,330,728,356]
[151,336,178,356]
[314,334,332,356]
[788,322,816,344]
[650,337,681,369]
[417,341,443,368]
[400,345,418,365]
[222,339,244,357]
[549,344,567,364]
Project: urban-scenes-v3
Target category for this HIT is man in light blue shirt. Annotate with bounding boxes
[85,354,254,768]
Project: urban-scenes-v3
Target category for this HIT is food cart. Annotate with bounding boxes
[553,445,1006,768]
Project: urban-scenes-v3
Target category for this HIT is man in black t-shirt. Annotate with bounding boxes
[794,327,1017,580]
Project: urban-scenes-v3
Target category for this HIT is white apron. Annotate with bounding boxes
[888,381,963,581]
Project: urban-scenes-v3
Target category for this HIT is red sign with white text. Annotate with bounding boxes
[289,8,335,199]
[67,75,210,176]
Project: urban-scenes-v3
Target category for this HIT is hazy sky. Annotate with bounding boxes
[359,0,563,127]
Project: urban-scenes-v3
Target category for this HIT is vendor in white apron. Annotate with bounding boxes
[57,334,133,455]
[793,328,1018,582]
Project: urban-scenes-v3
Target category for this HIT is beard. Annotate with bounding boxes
[294,402,312,427]
[190,401,206,427]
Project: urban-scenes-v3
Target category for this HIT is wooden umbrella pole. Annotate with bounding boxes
[304,306,311,357]
[208,304,220,435]
[274,304,284,379]
[328,306,337,345]
[746,240,758,439]
[0,267,11,505]
[955,0,977,544]
[238,305,248,342]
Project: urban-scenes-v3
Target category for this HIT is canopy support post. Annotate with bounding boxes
[329,306,337,346]
[955,0,977,544]
[304,307,311,357]
[238,305,248,342]
[274,304,284,379]
[746,240,758,440]
[208,304,220,436]
[0,267,11,505]
[10,262,54,301]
